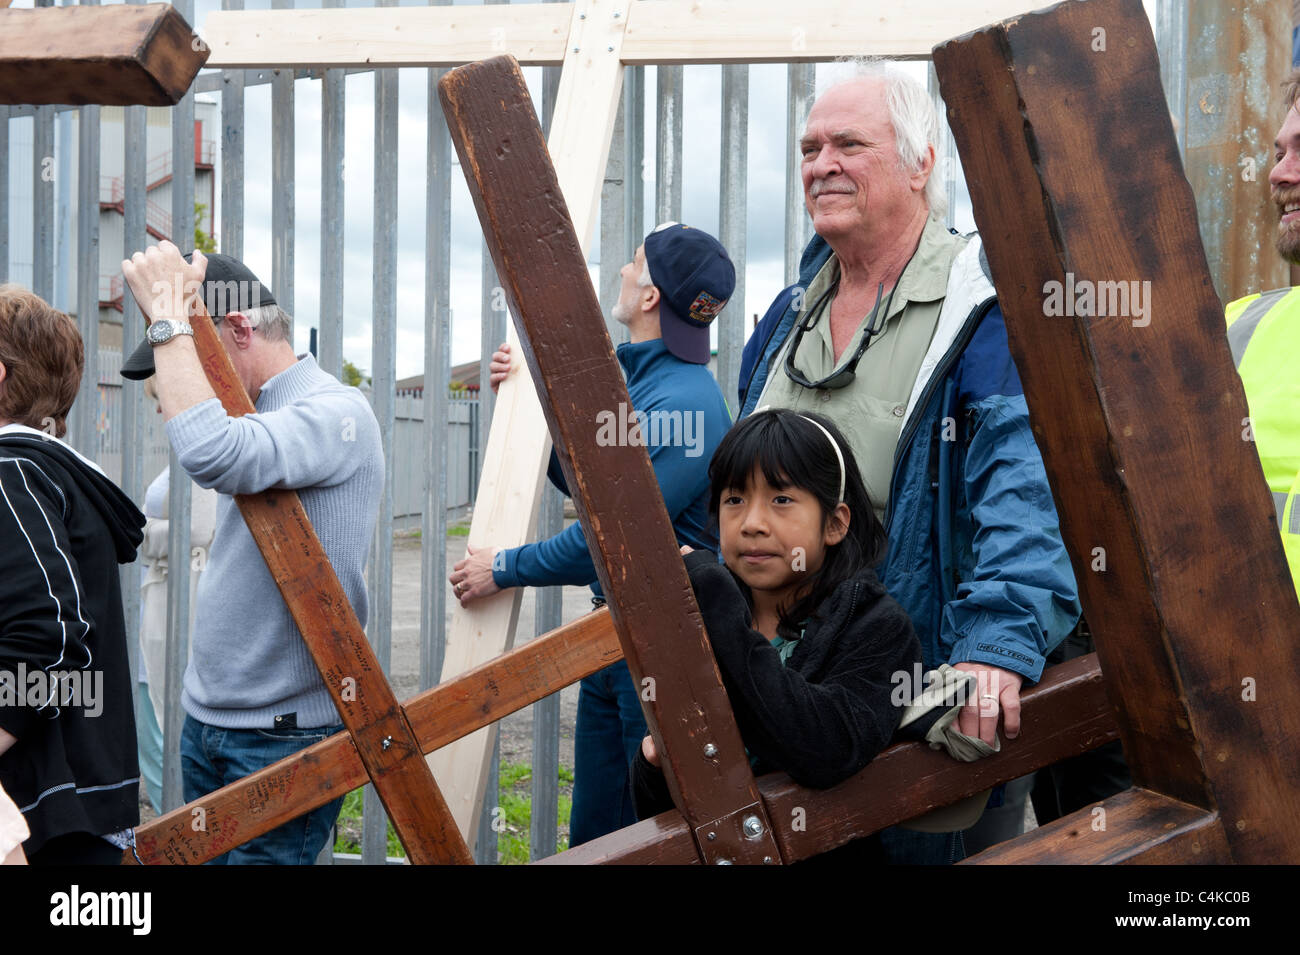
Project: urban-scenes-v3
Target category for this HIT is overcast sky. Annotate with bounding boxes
[28,0,1192,378]
[167,0,990,378]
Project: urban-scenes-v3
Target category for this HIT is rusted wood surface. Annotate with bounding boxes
[166,300,471,865]
[0,5,208,106]
[543,654,1118,864]
[933,0,1300,863]
[964,788,1230,865]
[439,54,781,865]
[130,606,620,864]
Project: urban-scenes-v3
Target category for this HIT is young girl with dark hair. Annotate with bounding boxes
[632,408,922,821]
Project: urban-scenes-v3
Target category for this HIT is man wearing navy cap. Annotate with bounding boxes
[119,240,383,864]
[451,223,734,845]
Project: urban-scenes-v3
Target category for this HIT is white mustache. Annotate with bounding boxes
[810,180,856,198]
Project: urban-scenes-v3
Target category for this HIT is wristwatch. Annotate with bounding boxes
[146,319,195,346]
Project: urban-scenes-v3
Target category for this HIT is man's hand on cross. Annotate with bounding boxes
[952,661,1023,745]
[122,240,207,326]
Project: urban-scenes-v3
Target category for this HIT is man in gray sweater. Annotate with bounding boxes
[121,241,383,864]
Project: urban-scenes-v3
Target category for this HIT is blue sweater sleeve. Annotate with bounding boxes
[166,392,375,496]
[495,403,718,590]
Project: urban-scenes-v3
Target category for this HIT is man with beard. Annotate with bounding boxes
[1224,70,1300,592]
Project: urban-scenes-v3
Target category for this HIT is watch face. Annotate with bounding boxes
[147,321,174,345]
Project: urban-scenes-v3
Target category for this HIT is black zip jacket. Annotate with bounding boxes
[632,549,922,822]
[0,429,145,854]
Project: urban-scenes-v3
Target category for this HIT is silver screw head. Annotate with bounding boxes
[706,831,716,841]
[703,743,718,758]
[763,856,775,865]
[716,858,733,865]
[742,815,763,838]
[381,735,392,751]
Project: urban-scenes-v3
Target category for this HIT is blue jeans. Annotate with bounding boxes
[878,825,969,865]
[181,714,345,865]
[569,661,647,847]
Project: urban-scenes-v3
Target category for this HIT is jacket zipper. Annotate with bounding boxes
[884,296,996,533]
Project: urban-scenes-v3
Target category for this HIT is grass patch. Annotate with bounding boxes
[496,761,574,865]
[332,761,573,863]
[447,522,471,537]
[333,788,406,860]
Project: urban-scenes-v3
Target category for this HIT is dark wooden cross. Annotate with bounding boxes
[28,0,1300,865]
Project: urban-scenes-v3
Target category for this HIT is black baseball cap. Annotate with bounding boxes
[120,252,276,381]
[643,223,735,364]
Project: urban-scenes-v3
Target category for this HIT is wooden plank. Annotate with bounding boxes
[439,53,782,866]
[202,4,573,68]
[619,0,1038,63]
[964,789,1230,865]
[543,654,1118,864]
[536,814,699,865]
[175,299,471,866]
[933,0,1300,864]
[199,0,1049,69]
[131,608,621,864]
[0,5,208,106]
[426,0,631,846]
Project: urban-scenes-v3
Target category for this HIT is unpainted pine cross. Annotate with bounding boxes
[134,37,1123,868]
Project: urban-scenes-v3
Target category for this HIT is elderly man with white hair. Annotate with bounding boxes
[737,61,1081,863]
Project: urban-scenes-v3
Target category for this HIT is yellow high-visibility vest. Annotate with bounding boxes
[1226,288,1300,598]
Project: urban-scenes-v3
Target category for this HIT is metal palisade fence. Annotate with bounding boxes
[0,0,1198,864]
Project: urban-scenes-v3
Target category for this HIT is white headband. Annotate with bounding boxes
[756,406,846,504]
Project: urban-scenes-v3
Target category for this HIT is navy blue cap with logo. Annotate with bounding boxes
[643,223,736,365]
[119,251,276,381]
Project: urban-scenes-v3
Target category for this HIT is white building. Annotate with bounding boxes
[4,99,217,351]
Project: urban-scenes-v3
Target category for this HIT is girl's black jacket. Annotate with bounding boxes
[632,549,922,821]
[0,430,145,855]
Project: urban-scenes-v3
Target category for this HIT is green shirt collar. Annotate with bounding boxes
[811,215,962,328]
